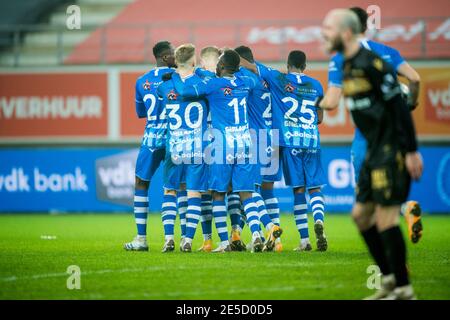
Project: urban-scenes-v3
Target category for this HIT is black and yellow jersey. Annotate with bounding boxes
[342,47,418,157]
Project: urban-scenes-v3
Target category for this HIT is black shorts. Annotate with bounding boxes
[356,145,411,206]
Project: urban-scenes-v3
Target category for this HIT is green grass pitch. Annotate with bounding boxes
[0,213,449,300]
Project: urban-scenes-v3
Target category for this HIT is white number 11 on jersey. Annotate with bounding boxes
[228,97,247,125]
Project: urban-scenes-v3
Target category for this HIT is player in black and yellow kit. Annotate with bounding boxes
[321,9,424,300]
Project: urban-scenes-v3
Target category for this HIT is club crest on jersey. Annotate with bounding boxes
[167,90,178,100]
[143,80,151,90]
[222,87,233,96]
[285,83,295,93]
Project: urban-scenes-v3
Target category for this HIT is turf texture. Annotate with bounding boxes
[0,213,448,300]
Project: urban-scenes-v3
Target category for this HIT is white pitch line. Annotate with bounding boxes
[0,261,353,283]
[134,286,299,299]
[124,283,346,299]
[0,266,167,282]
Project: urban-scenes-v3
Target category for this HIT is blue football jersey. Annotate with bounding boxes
[257,63,323,149]
[135,67,174,148]
[194,67,216,128]
[171,72,257,159]
[327,39,406,143]
[195,67,216,81]
[157,74,209,163]
[236,67,272,131]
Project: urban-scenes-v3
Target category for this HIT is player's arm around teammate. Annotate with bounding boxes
[158,44,212,253]
[124,41,176,252]
[173,50,283,253]
[241,52,329,252]
[234,46,283,252]
[195,46,221,253]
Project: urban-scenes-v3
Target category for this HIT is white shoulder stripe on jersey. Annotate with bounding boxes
[193,84,199,96]
[360,39,371,50]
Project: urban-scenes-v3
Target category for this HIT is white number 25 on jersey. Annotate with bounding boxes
[281,97,315,125]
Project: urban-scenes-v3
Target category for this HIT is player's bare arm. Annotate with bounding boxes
[239,56,258,74]
[319,86,341,110]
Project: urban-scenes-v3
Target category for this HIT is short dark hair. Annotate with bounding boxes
[350,7,368,33]
[221,49,241,72]
[153,41,172,59]
[287,50,306,70]
[234,45,254,63]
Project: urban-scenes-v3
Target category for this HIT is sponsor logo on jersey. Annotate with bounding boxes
[167,90,178,101]
[143,79,151,90]
[284,83,295,93]
[222,87,233,96]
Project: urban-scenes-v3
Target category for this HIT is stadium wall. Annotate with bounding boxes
[1,62,449,144]
[66,0,450,64]
[0,62,449,213]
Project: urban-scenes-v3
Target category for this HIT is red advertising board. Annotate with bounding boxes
[120,71,146,137]
[0,73,108,137]
[1,66,449,141]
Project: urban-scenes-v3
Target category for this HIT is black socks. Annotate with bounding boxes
[361,225,391,275]
[379,226,409,287]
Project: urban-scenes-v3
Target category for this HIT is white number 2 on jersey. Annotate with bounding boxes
[144,93,168,122]
[143,94,157,121]
[261,92,272,120]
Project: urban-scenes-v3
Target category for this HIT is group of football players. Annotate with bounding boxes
[124,5,424,300]
[125,39,327,253]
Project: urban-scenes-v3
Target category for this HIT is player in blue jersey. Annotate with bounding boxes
[234,45,283,252]
[197,47,261,252]
[194,47,250,252]
[164,48,219,252]
[241,50,328,252]
[157,44,210,253]
[172,50,282,253]
[124,41,176,251]
[195,47,251,252]
[194,46,220,252]
[319,7,423,248]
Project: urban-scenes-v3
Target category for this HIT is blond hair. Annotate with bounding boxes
[200,46,220,59]
[175,43,196,67]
